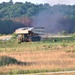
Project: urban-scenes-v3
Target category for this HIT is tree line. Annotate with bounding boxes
[0,1,75,18]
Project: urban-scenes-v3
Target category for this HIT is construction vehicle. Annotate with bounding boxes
[15,27,44,42]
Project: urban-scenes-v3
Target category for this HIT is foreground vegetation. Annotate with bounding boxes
[0,36,75,74]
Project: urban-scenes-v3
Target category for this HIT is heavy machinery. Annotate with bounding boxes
[15,27,44,42]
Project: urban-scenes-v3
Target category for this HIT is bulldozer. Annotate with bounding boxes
[15,27,44,43]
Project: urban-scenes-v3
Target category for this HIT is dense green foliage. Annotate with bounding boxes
[0,1,44,18]
[0,1,75,18]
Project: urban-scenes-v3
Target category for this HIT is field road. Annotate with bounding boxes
[24,70,75,75]
[42,34,71,38]
[0,35,71,40]
[0,35,12,40]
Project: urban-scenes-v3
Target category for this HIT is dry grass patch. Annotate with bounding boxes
[0,46,75,74]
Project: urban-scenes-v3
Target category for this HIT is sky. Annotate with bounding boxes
[0,0,75,5]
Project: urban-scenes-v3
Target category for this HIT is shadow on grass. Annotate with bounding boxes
[0,56,36,66]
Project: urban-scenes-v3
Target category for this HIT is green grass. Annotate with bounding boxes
[8,69,63,74]
[42,37,75,43]
[0,36,75,53]
[0,68,75,74]
[0,37,75,53]
[0,36,75,49]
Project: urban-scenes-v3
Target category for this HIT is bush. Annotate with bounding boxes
[61,42,67,47]
[72,33,75,37]
[0,56,18,66]
[11,33,17,39]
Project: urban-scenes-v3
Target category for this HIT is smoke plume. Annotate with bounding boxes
[32,8,66,34]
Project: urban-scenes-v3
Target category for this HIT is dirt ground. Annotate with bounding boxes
[0,35,12,40]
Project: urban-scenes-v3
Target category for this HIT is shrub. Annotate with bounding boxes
[11,33,17,39]
[0,56,18,66]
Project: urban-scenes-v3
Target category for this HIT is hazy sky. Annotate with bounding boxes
[0,0,75,5]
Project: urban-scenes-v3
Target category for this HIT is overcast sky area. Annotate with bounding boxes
[0,0,75,5]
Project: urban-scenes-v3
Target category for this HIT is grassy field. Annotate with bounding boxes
[0,36,75,74]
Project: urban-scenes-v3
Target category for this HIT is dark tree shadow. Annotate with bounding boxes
[0,56,36,66]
